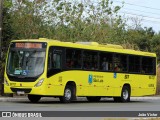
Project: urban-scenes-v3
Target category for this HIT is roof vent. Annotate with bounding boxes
[39,38,47,40]
[99,44,123,49]
[76,42,99,46]
[76,42,123,49]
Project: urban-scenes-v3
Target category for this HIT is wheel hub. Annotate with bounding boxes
[123,89,128,100]
[65,89,71,100]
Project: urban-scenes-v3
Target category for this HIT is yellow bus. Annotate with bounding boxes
[4,38,157,103]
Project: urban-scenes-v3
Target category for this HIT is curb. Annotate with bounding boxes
[0,97,27,102]
[131,97,160,100]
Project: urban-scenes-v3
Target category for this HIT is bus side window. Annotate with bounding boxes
[83,51,98,70]
[66,49,82,69]
[142,57,155,74]
[100,52,113,71]
[53,53,61,69]
[102,57,109,71]
[129,56,141,73]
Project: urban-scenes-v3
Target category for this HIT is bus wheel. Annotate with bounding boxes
[28,95,41,103]
[114,86,130,102]
[59,85,73,103]
[121,86,130,102]
[86,97,101,102]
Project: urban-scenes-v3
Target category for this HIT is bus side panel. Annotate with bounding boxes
[46,71,115,96]
[130,74,156,96]
[45,71,156,97]
[72,71,115,96]
[45,75,65,96]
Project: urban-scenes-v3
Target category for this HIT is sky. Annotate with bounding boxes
[114,0,160,33]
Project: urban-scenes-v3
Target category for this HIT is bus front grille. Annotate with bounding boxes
[11,88,32,93]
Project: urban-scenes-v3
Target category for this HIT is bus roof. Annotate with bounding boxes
[11,38,156,57]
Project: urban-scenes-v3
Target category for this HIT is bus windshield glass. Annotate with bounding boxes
[7,42,46,78]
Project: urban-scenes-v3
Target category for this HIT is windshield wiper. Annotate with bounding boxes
[26,50,37,64]
[16,51,23,68]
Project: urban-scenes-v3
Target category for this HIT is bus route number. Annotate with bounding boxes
[124,75,129,79]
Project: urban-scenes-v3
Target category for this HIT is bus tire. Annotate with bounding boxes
[121,86,130,102]
[86,96,101,102]
[28,95,41,103]
[59,85,73,103]
[114,86,130,102]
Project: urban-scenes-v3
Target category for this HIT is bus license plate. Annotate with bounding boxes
[17,91,25,95]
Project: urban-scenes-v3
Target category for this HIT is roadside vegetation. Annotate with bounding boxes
[1,0,160,94]
[157,66,160,95]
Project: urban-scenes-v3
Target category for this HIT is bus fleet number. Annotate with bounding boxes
[124,75,129,79]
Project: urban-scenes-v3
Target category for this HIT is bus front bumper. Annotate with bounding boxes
[4,85,46,95]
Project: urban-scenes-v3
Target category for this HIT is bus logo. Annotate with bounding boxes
[88,74,93,84]
[114,73,117,79]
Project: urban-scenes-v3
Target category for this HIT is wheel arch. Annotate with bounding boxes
[66,81,76,87]
[122,83,131,94]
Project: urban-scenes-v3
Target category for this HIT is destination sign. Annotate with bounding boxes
[15,43,42,49]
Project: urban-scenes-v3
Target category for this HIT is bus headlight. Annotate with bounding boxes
[34,78,44,87]
[4,77,9,86]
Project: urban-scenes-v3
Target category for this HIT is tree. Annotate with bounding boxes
[9,0,49,39]
[151,33,160,61]
[1,0,14,95]
[2,0,13,47]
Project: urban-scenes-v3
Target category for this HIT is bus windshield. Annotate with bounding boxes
[7,50,46,77]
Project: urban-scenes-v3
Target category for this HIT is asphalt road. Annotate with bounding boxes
[0,97,160,111]
[0,97,160,119]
